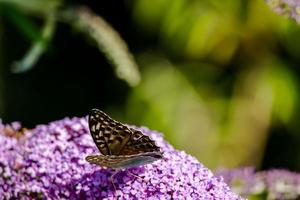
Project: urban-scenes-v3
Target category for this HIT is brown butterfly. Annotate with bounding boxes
[86,108,163,169]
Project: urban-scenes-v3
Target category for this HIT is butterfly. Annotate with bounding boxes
[86,109,163,170]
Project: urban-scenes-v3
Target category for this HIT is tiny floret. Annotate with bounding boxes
[0,117,242,199]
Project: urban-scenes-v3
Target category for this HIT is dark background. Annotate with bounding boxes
[1,0,300,171]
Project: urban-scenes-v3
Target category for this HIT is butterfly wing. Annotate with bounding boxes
[119,128,161,155]
[88,109,132,155]
[86,152,162,169]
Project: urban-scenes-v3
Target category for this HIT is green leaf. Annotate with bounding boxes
[3,5,40,42]
[0,0,61,15]
[68,7,141,87]
[11,13,56,73]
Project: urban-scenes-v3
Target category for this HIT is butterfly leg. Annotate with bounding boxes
[126,170,144,181]
[110,170,120,192]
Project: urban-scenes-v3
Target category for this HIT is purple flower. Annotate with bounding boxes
[216,167,259,197]
[259,169,300,199]
[265,0,300,24]
[0,117,242,199]
[217,167,300,199]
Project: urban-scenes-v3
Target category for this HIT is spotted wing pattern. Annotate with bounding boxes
[88,109,132,155]
[120,129,160,155]
[88,109,161,156]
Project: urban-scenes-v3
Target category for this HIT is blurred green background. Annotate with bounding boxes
[1,0,300,171]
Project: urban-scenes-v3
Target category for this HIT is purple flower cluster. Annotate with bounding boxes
[217,167,300,199]
[265,0,300,24]
[0,117,242,199]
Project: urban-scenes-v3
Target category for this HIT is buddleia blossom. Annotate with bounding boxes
[217,167,300,199]
[216,167,262,197]
[261,169,300,199]
[0,117,242,199]
[265,0,300,24]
